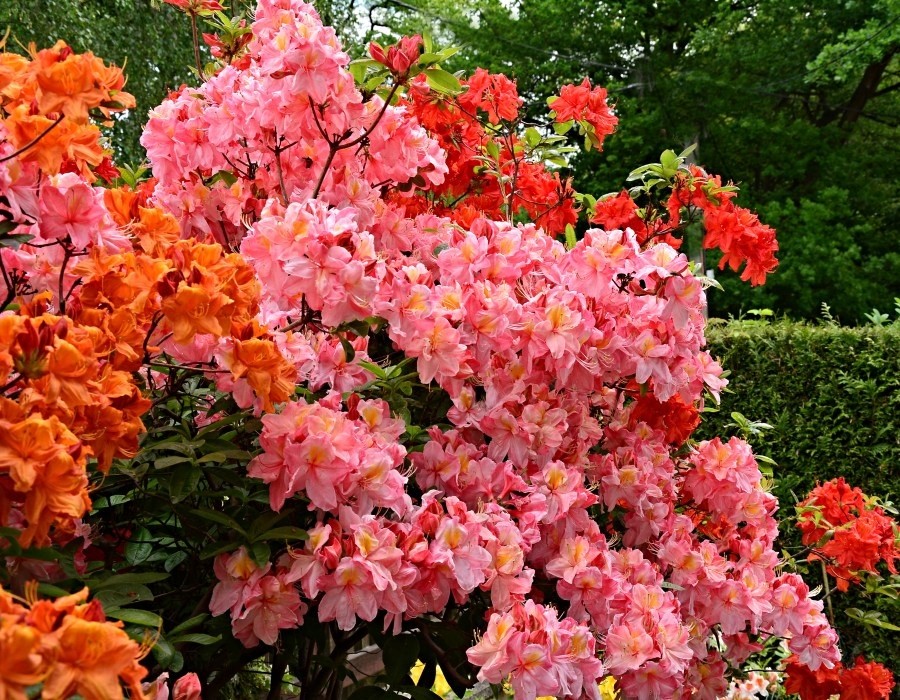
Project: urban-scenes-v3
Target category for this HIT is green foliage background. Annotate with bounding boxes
[700,319,900,671]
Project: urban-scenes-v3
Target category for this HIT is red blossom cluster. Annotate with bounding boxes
[549,77,619,151]
[797,477,900,591]
[590,165,779,285]
[400,70,580,235]
[786,655,895,700]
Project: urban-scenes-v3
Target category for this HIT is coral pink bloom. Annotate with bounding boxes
[38,173,123,250]
[318,559,379,630]
[210,547,268,618]
[232,573,305,646]
[509,643,558,699]
[603,623,657,673]
[284,435,347,511]
[407,316,467,383]
[788,622,841,671]
[172,674,202,700]
[466,610,517,680]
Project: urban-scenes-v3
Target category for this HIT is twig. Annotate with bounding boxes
[273,143,290,205]
[0,115,65,163]
[820,559,836,626]
[190,12,204,77]
[57,245,72,314]
[267,652,288,700]
[417,620,474,692]
[310,81,401,199]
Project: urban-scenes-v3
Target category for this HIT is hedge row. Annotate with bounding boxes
[700,319,900,668]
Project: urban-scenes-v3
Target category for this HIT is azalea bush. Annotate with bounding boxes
[0,1,897,699]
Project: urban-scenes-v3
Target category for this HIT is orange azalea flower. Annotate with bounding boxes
[133,207,181,256]
[25,587,90,633]
[0,52,29,95]
[0,623,47,700]
[40,616,148,700]
[0,315,26,386]
[27,41,135,125]
[3,105,105,177]
[0,410,88,547]
[77,367,151,472]
[229,336,296,412]
[0,585,148,700]
[42,336,97,408]
[102,187,140,226]
[161,282,233,344]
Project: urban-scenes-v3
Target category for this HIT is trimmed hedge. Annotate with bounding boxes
[700,319,900,671]
[703,320,900,500]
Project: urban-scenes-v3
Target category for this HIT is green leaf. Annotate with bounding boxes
[339,335,356,363]
[423,68,461,94]
[207,170,237,187]
[169,463,202,502]
[253,526,309,542]
[660,149,680,177]
[188,508,246,535]
[846,608,900,632]
[124,527,153,566]
[105,608,163,628]
[92,572,170,590]
[150,634,183,671]
[0,231,34,248]
[164,550,189,572]
[415,658,436,690]
[93,584,154,608]
[249,540,271,566]
[169,633,221,645]
[154,455,194,469]
[382,634,420,686]
[36,583,71,598]
[169,613,210,636]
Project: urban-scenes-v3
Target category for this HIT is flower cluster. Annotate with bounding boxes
[0,584,148,700]
[209,546,306,647]
[400,71,579,234]
[724,670,781,699]
[467,599,603,699]
[0,40,133,180]
[0,39,300,546]
[797,478,900,591]
[785,654,895,700]
[591,164,779,286]
[0,0,847,696]
[247,394,409,514]
[549,78,618,151]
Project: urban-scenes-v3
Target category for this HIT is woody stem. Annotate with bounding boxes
[310,81,401,200]
[820,558,836,626]
[190,12,203,76]
[0,115,65,163]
